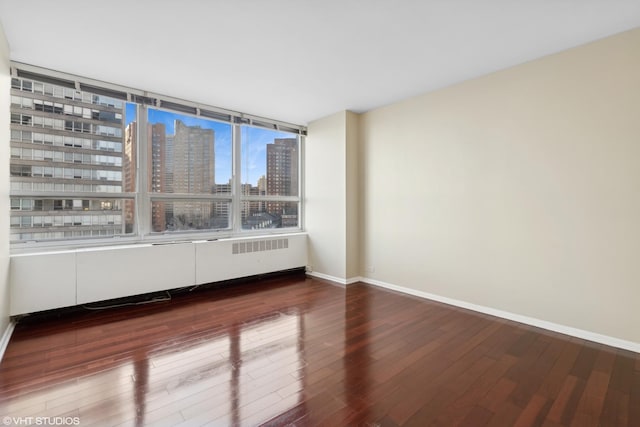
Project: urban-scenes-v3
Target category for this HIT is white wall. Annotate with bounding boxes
[306,111,359,282]
[0,23,11,343]
[360,28,640,344]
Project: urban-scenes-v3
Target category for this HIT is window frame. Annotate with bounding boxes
[9,64,306,251]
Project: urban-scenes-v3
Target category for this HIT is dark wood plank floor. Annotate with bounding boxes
[0,273,638,426]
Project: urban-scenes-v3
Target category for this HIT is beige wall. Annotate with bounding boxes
[306,111,360,282]
[0,23,11,339]
[359,28,640,343]
[307,112,347,279]
[345,111,360,279]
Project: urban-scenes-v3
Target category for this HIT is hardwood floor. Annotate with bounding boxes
[1,273,638,426]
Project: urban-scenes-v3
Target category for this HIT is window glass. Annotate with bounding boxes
[242,201,299,230]
[8,198,135,242]
[241,127,298,198]
[146,109,232,194]
[9,76,138,242]
[151,200,230,232]
[240,127,299,229]
[9,74,302,244]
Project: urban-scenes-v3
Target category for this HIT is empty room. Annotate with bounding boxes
[0,1,639,426]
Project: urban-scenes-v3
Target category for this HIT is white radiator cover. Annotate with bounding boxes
[76,243,196,304]
[196,236,305,285]
[10,233,307,315]
[10,250,77,315]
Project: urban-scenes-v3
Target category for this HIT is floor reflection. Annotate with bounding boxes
[230,322,241,427]
[234,311,306,425]
[0,277,314,426]
[132,351,149,427]
[344,285,372,422]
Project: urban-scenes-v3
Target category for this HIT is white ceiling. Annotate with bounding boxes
[1,1,639,125]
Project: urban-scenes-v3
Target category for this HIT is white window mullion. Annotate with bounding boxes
[232,124,242,233]
[298,134,305,231]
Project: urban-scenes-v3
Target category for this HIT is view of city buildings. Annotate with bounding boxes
[170,120,215,230]
[123,121,137,233]
[148,123,167,231]
[9,77,128,241]
[9,76,300,242]
[266,138,299,227]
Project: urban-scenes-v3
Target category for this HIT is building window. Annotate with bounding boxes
[9,71,304,246]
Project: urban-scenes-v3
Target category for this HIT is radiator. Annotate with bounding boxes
[10,233,308,315]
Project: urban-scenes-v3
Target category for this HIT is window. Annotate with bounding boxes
[240,127,300,230]
[9,71,304,245]
[10,76,136,244]
[143,109,232,233]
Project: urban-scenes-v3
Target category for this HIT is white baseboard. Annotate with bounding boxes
[356,276,639,354]
[0,320,16,363]
[307,271,360,285]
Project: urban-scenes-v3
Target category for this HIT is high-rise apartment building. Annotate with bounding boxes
[123,121,136,233]
[9,77,127,242]
[256,174,267,213]
[241,182,261,222]
[257,175,267,196]
[164,134,174,193]
[170,120,215,229]
[149,123,167,232]
[123,122,171,233]
[172,120,214,193]
[266,138,298,226]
